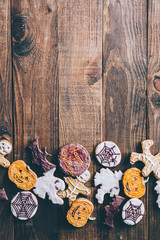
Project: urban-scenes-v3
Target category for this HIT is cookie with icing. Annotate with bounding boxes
[8,160,37,190]
[130,139,160,179]
[95,141,121,167]
[67,198,95,227]
[0,188,8,200]
[94,168,123,204]
[0,139,12,168]
[122,198,145,225]
[57,170,91,206]
[123,168,148,198]
[154,180,160,208]
[58,143,91,177]
[28,139,56,172]
[33,168,65,205]
[11,191,38,220]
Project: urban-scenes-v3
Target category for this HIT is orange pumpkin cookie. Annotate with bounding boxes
[8,160,37,190]
[67,198,95,227]
[123,168,147,198]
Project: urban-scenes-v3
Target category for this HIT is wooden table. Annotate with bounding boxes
[0,0,160,239]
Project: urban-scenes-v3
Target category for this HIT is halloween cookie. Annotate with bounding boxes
[123,168,148,198]
[104,195,125,228]
[154,180,160,208]
[57,170,91,206]
[67,198,95,227]
[122,198,145,225]
[94,168,123,204]
[0,188,8,200]
[95,141,121,167]
[11,191,38,220]
[8,160,37,190]
[28,139,56,172]
[0,139,12,168]
[33,168,65,205]
[58,143,91,177]
[130,140,160,179]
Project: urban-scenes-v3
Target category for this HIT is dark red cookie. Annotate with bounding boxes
[58,143,91,177]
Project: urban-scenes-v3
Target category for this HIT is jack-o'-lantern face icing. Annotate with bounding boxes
[123,168,147,198]
[8,160,37,190]
[67,198,95,227]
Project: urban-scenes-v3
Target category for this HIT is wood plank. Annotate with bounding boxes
[58,0,102,239]
[0,1,14,240]
[103,0,148,239]
[148,0,160,239]
[12,1,59,239]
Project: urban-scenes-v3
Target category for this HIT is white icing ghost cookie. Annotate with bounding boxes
[95,141,121,167]
[0,139,12,168]
[33,168,65,205]
[154,180,160,208]
[122,198,145,225]
[94,168,123,204]
[57,170,91,206]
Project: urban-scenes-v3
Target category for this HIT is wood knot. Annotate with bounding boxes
[153,72,160,92]
[12,15,35,56]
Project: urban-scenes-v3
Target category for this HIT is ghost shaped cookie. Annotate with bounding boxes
[33,168,65,205]
[8,160,37,190]
[57,170,91,206]
[0,139,12,168]
[94,168,123,204]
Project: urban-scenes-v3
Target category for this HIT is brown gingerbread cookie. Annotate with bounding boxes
[66,198,95,227]
[8,160,37,190]
[57,170,91,205]
[58,143,91,177]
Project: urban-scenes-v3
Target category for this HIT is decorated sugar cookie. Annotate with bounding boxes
[123,168,148,198]
[0,139,12,168]
[28,139,56,172]
[57,170,91,206]
[154,180,160,208]
[130,140,160,179]
[95,141,121,167]
[58,143,91,177]
[66,198,95,227]
[94,168,123,204]
[104,195,125,228]
[8,160,37,190]
[122,198,145,225]
[33,168,65,205]
[11,191,38,220]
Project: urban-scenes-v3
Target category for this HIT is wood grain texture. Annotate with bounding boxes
[0,1,14,240]
[12,1,59,239]
[148,0,160,239]
[103,0,147,239]
[58,0,102,239]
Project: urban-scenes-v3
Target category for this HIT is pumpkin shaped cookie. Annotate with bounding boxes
[67,198,95,227]
[8,160,37,190]
[123,168,147,198]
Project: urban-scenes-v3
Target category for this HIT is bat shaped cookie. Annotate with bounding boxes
[0,139,12,168]
[28,139,56,172]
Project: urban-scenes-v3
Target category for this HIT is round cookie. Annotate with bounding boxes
[11,191,38,220]
[66,198,95,227]
[123,168,146,198]
[8,160,37,190]
[95,141,121,167]
[58,143,91,177]
[122,198,145,225]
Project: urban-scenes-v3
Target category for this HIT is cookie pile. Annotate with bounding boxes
[0,130,160,229]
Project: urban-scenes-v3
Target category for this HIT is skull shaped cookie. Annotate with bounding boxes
[0,139,12,168]
[8,160,37,190]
